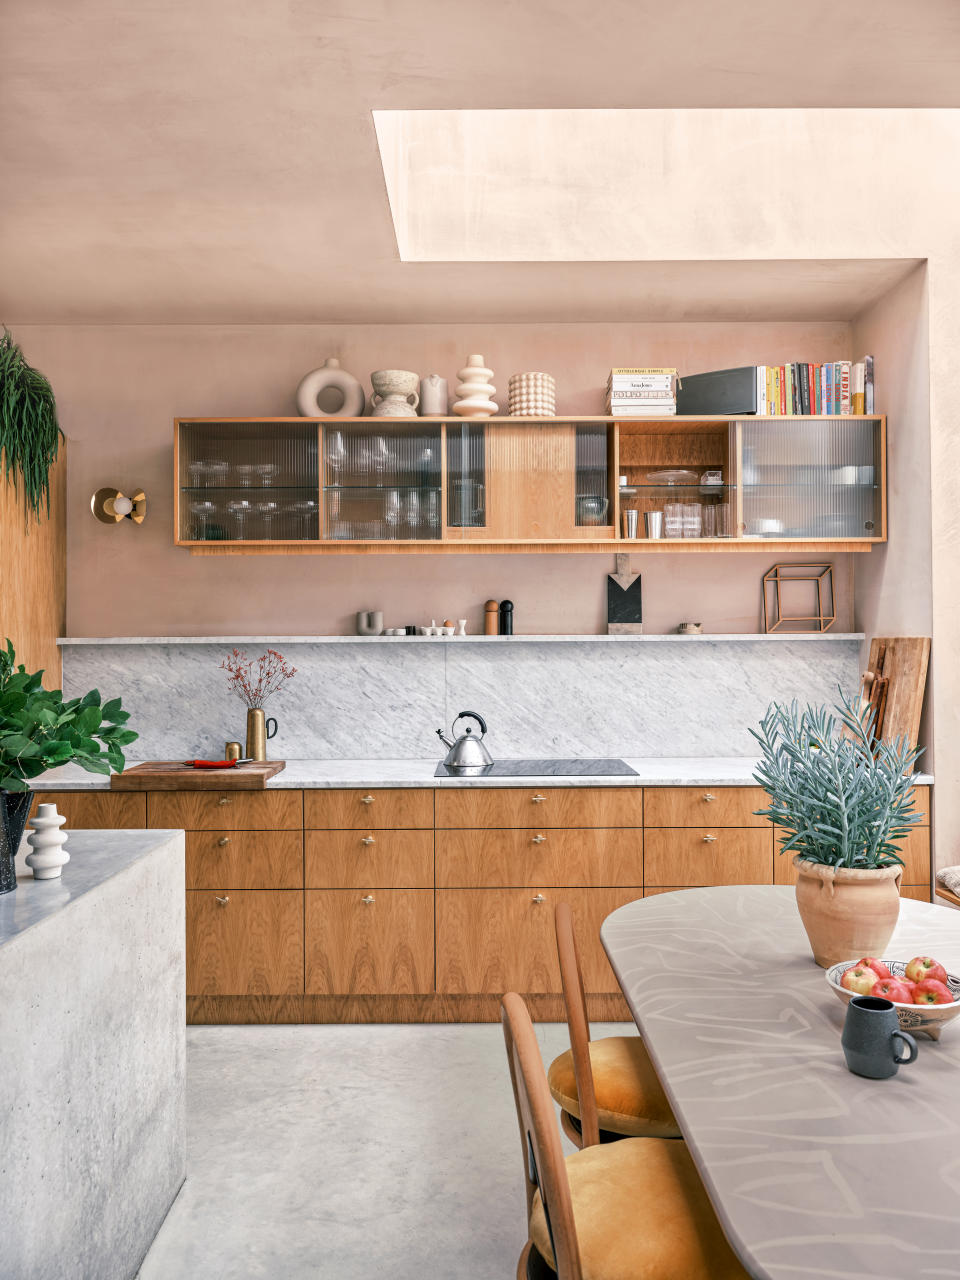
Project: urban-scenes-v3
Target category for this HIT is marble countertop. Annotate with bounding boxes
[1,829,183,947]
[29,759,935,790]
[57,633,866,645]
[602,888,960,1278]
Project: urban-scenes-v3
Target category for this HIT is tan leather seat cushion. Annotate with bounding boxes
[530,1136,747,1280]
[548,1036,679,1138]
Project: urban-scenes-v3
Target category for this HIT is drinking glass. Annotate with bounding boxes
[384,489,401,535]
[227,499,253,538]
[716,502,731,537]
[425,489,440,531]
[326,430,346,479]
[372,436,390,478]
[255,500,279,535]
[682,503,702,538]
[405,489,421,532]
[664,502,684,538]
[255,463,277,487]
[291,498,319,538]
[189,500,217,539]
[236,464,256,488]
[702,505,717,538]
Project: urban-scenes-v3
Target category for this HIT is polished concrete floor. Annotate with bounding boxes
[138,1021,629,1280]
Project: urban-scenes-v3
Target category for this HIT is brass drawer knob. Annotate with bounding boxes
[218,796,232,806]
[532,834,546,844]
[361,895,375,904]
[215,895,230,905]
[532,893,546,904]
[217,836,231,847]
[702,834,718,843]
[703,793,716,802]
[361,836,376,846]
[360,795,375,805]
[531,794,546,804]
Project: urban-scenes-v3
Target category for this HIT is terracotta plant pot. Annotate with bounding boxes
[794,856,903,968]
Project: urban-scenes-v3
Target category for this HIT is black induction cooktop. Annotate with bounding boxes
[434,758,637,777]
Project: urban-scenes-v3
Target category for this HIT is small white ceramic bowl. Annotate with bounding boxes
[826,959,960,1040]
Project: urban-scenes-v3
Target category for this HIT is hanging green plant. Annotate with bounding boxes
[0,328,63,520]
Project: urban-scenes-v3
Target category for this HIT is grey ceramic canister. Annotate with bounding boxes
[841,995,919,1079]
[419,374,448,416]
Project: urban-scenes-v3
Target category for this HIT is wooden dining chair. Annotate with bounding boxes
[548,902,680,1147]
[501,991,749,1280]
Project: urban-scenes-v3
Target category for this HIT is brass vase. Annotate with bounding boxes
[245,708,278,762]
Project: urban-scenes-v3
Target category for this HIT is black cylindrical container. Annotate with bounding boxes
[498,599,514,635]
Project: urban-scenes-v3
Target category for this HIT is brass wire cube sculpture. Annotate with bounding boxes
[762,562,835,633]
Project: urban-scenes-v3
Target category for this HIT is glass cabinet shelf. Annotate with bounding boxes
[174,415,886,553]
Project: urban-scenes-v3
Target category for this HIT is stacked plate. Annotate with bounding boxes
[508,372,556,417]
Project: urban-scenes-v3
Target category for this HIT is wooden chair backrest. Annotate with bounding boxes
[501,992,583,1280]
[555,902,600,1147]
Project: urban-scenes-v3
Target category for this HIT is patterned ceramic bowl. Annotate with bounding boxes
[826,959,960,1040]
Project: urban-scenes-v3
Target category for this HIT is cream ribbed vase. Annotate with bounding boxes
[24,803,69,879]
[452,354,497,418]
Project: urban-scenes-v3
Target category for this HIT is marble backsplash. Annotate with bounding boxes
[60,638,862,761]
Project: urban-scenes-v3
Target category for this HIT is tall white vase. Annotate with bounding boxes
[25,803,69,879]
[452,354,498,418]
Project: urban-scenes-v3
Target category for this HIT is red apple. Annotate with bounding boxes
[905,956,949,985]
[856,957,893,980]
[911,978,955,1005]
[872,978,914,1003]
[840,964,879,996]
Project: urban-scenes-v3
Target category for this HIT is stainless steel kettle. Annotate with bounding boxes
[436,711,493,771]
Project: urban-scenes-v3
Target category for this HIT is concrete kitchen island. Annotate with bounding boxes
[0,829,186,1280]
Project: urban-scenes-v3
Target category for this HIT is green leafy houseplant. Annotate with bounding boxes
[0,639,138,791]
[0,328,63,520]
[751,691,923,868]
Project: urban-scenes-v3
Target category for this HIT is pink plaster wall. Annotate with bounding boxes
[15,321,856,637]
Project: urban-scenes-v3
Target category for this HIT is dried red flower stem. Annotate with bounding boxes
[220,647,297,709]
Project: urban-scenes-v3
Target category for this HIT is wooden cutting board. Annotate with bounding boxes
[110,761,286,790]
[864,636,930,749]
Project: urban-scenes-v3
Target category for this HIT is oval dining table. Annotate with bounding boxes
[601,885,960,1280]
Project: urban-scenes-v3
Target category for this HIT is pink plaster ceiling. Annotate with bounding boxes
[0,0,955,323]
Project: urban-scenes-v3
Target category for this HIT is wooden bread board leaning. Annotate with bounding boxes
[859,636,930,749]
[111,761,286,790]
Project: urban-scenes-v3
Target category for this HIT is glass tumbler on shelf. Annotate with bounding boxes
[226,499,253,538]
[255,500,280,535]
[716,502,731,537]
[383,488,401,536]
[702,505,717,538]
[682,503,702,538]
[189,500,217,540]
[291,499,319,538]
[405,489,422,532]
[664,503,684,538]
[255,463,277,487]
[326,430,346,479]
[236,464,256,488]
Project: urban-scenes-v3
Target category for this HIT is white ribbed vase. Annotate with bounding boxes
[25,803,69,879]
[452,354,498,418]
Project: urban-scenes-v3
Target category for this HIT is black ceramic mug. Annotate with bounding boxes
[841,995,919,1079]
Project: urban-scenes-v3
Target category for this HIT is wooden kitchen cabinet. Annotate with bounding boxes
[642,786,770,828]
[304,788,433,830]
[436,828,642,888]
[644,827,773,887]
[436,887,641,995]
[436,786,643,830]
[148,789,302,831]
[304,889,434,994]
[29,791,146,828]
[186,890,304,995]
[185,830,303,890]
[305,829,433,888]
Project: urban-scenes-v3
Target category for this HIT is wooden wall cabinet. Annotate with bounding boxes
[175,415,886,556]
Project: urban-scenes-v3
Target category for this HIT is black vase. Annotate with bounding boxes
[0,790,33,895]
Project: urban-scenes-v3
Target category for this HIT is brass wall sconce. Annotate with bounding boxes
[91,487,147,524]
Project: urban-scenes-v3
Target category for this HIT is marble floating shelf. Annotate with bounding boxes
[58,633,865,646]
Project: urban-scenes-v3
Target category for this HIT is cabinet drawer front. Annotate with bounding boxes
[436,828,642,888]
[305,830,433,888]
[148,790,301,830]
[436,887,640,995]
[901,886,932,902]
[304,789,433,830]
[305,890,434,995]
[436,787,643,830]
[773,824,931,888]
[29,791,146,828]
[643,787,770,828]
[644,828,772,887]
[186,890,303,995]
[186,831,303,890]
